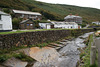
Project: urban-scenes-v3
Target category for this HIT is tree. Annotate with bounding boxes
[2,8,10,13]
[12,18,21,29]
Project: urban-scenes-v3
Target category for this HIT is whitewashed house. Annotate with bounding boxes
[51,22,79,29]
[39,23,54,29]
[0,11,12,32]
[92,21,100,25]
[39,22,79,29]
[64,14,82,24]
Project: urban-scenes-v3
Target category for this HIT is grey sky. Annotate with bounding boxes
[36,0,100,9]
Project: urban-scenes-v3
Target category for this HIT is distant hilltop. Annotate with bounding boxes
[0,0,100,23]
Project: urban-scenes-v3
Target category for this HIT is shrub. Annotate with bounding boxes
[12,18,22,29]
[2,8,10,13]
[79,24,86,28]
[0,55,10,62]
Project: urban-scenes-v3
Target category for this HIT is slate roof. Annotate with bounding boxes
[20,19,34,24]
[39,23,53,25]
[64,15,82,19]
[51,22,78,25]
[13,9,41,16]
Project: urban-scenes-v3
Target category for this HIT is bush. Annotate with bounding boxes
[35,43,48,48]
[0,55,10,62]
[71,30,78,37]
[2,8,10,13]
[79,24,86,28]
[80,52,85,59]
[12,18,22,29]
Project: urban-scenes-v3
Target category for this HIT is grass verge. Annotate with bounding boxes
[80,34,98,67]
[0,28,92,35]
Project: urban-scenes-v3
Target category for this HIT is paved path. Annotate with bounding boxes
[95,37,100,67]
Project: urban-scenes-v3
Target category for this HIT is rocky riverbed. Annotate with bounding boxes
[1,32,94,67]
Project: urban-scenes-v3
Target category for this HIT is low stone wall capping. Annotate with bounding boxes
[0,29,95,49]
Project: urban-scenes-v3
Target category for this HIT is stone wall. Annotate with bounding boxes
[0,29,94,49]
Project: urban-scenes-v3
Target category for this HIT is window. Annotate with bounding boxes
[30,24,33,26]
[27,24,29,26]
[0,24,2,30]
[71,27,72,28]
[0,15,1,20]
[22,14,24,17]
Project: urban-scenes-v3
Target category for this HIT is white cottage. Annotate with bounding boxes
[39,23,54,29]
[92,21,100,25]
[0,11,12,32]
[51,22,79,29]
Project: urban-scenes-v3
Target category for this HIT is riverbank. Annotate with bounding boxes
[0,29,94,49]
[78,34,94,67]
[0,32,94,67]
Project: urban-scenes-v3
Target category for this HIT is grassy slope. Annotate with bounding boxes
[0,0,100,23]
[22,0,100,23]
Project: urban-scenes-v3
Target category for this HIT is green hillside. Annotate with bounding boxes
[0,0,100,23]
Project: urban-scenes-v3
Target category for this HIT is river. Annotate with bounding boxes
[2,32,94,67]
[33,32,94,67]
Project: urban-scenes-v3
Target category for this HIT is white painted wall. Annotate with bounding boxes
[54,24,78,29]
[39,23,51,29]
[92,22,100,25]
[0,15,12,30]
[39,22,79,29]
[46,25,51,29]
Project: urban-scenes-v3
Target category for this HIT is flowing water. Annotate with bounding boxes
[33,32,94,67]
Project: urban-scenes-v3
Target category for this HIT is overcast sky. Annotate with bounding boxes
[36,0,100,9]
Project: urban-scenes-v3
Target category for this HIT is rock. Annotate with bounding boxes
[3,57,28,67]
[15,48,30,56]
[26,47,60,67]
[29,47,59,64]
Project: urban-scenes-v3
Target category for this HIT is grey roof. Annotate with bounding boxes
[51,22,78,25]
[20,19,33,24]
[0,11,10,15]
[64,15,82,19]
[13,9,41,16]
[39,23,53,25]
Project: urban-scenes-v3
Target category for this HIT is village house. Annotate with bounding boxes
[39,21,80,29]
[0,11,12,32]
[92,21,100,25]
[64,14,82,24]
[39,23,54,29]
[51,22,79,29]
[19,19,35,29]
[12,9,42,20]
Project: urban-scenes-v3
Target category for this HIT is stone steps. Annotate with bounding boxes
[47,45,58,48]
[50,43,64,47]
[47,39,70,50]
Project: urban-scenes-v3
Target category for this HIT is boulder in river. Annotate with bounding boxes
[3,57,28,67]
